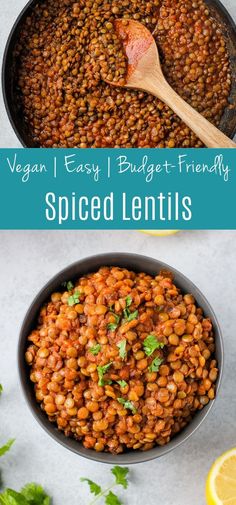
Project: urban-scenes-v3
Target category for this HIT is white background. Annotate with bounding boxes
[0,2,236,505]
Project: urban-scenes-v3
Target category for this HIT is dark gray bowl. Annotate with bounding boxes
[18,253,223,464]
[2,0,236,146]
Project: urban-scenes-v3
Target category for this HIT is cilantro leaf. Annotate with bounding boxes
[97,362,113,386]
[107,314,120,332]
[111,466,129,489]
[80,478,101,496]
[105,491,122,505]
[123,308,138,322]
[21,483,51,505]
[0,439,15,457]
[149,357,163,372]
[117,398,137,414]
[117,380,128,388]
[0,384,2,395]
[127,310,138,322]
[89,344,101,356]
[62,281,74,291]
[143,335,165,357]
[0,489,29,505]
[125,296,132,307]
[107,323,118,332]
[67,291,80,306]
[117,340,127,360]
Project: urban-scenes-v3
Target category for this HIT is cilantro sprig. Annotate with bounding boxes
[143,335,165,357]
[149,357,163,372]
[0,384,2,395]
[117,398,137,414]
[97,362,113,386]
[67,290,80,306]
[117,339,127,360]
[81,466,129,505]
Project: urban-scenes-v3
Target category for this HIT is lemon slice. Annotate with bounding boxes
[206,448,236,505]
[140,230,179,237]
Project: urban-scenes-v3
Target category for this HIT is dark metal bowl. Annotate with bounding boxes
[18,253,224,464]
[2,0,236,147]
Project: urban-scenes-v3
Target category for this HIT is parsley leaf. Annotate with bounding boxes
[117,340,127,360]
[149,357,163,372]
[143,335,165,357]
[97,362,113,386]
[89,344,101,356]
[80,478,101,496]
[111,466,129,489]
[117,398,137,414]
[21,483,51,505]
[67,291,80,306]
[105,491,122,505]
[117,380,128,388]
[125,296,132,307]
[0,439,15,457]
[0,384,2,394]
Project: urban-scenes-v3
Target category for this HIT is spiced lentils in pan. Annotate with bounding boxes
[25,267,218,454]
[15,0,231,148]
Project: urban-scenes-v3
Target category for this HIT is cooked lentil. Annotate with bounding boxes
[26,266,218,454]
[14,0,231,148]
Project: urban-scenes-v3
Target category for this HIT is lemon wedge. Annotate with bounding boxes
[206,448,236,505]
[140,230,179,237]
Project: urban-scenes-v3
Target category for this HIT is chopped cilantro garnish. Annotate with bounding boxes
[143,334,165,357]
[123,308,138,322]
[149,357,163,372]
[125,295,132,307]
[89,344,101,356]
[107,313,120,332]
[117,339,127,360]
[117,397,137,414]
[97,362,113,386]
[67,290,80,306]
[117,380,128,388]
[62,280,74,291]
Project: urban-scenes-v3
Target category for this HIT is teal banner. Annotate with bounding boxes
[0,148,235,229]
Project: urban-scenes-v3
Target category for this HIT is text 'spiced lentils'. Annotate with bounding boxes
[25,267,218,454]
[15,0,231,148]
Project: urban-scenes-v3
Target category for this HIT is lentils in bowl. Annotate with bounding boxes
[9,0,234,147]
[24,262,219,456]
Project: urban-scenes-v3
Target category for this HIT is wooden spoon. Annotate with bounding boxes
[105,19,236,148]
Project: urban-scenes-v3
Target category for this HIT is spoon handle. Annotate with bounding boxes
[145,77,236,148]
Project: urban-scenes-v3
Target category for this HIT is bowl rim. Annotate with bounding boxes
[18,252,224,464]
[2,0,236,146]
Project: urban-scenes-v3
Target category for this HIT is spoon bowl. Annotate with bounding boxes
[106,19,236,148]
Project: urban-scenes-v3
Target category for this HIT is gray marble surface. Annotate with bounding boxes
[0,229,236,505]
